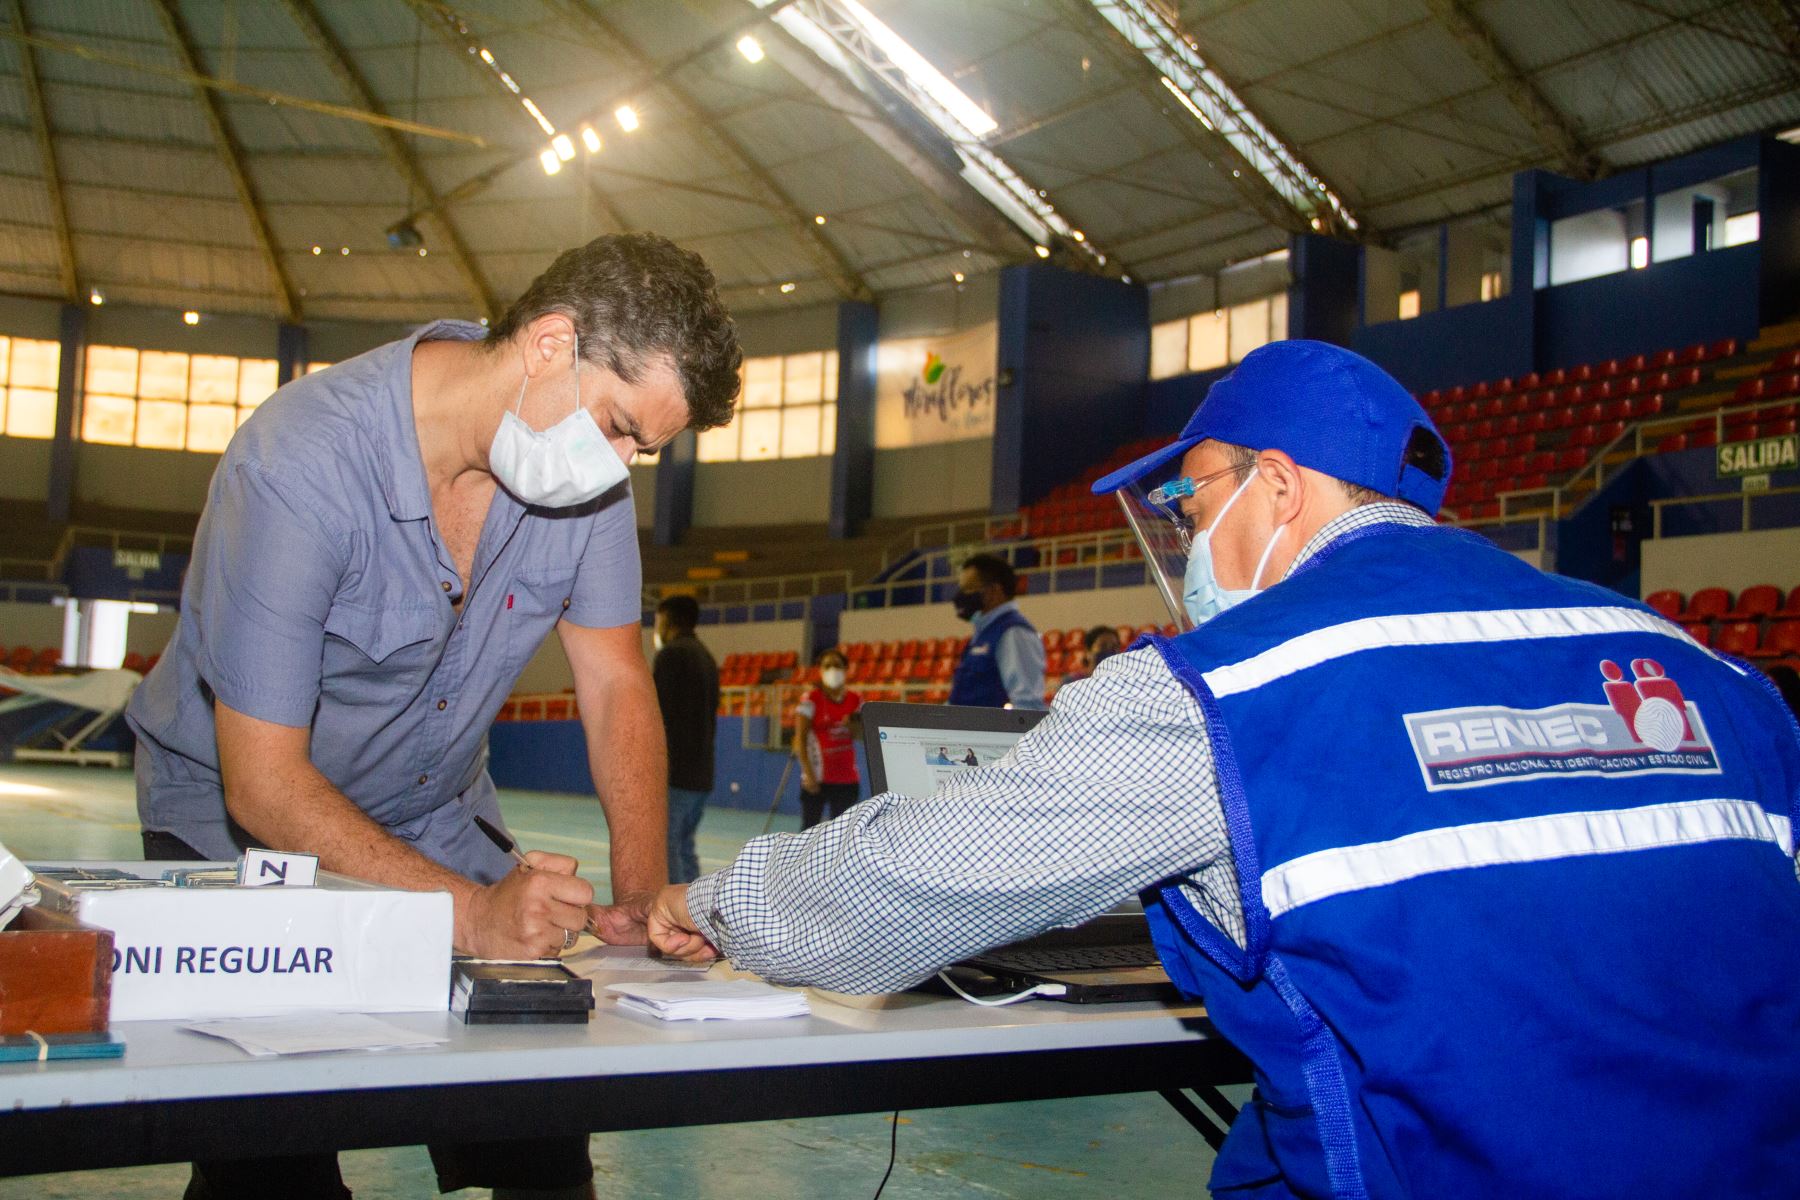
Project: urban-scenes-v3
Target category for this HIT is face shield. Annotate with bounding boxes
[1115,469,1200,635]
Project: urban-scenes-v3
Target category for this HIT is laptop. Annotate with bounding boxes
[861,702,1177,1004]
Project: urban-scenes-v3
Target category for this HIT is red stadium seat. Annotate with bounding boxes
[1689,427,1719,448]
[1729,585,1783,620]
[1681,623,1712,647]
[1650,349,1678,369]
[1657,434,1688,454]
[1715,622,1760,657]
[1680,588,1731,622]
[1520,372,1542,389]
[1773,349,1800,373]
[1735,378,1766,403]
[1770,372,1800,399]
[1758,621,1800,659]
[1648,590,1684,626]
[1623,354,1648,373]
[1726,424,1761,444]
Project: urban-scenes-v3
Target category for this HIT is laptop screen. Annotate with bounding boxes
[861,703,1046,798]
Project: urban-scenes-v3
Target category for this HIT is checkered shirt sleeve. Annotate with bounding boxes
[684,645,1242,994]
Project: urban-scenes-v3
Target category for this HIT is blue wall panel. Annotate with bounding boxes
[1352,297,1532,393]
[992,264,1148,513]
[1535,243,1761,370]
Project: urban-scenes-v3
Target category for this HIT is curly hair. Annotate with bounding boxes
[488,233,741,430]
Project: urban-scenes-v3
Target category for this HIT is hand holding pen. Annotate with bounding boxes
[471,816,592,956]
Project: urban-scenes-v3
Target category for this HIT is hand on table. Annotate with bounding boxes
[646,883,719,964]
[457,850,594,959]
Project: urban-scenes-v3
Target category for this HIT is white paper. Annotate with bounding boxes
[606,980,810,1022]
[239,849,320,888]
[183,1014,449,1057]
[563,945,714,977]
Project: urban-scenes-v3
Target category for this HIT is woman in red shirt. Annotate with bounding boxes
[792,648,863,828]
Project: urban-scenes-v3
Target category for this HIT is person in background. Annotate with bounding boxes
[793,647,862,829]
[652,594,718,884]
[1059,624,1123,688]
[947,553,1046,709]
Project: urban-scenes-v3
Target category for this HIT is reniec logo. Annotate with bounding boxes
[1403,659,1720,791]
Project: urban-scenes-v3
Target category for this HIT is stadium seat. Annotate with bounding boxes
[1680,588,1731,622]
[1656,434,1688,454]
[1758,621,1800,659]
[1715,622,1760,657]
[1682,623,1712,647]
[1650,349,1678,369]
[1773,349,1800,373]
[1735,378,1766,403]
[1623,354,1648,373]
[1645,591,1684,620]
[1728,585,1782,620]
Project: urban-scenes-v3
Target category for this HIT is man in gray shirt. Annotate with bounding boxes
[126,234,740,1199]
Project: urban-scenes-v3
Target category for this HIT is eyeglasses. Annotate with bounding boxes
[1145,462,1253,549]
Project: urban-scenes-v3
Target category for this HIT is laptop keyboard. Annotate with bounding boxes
[976,944,1163,973]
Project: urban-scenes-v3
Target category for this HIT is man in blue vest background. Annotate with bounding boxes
[947,553,1046,709]
[645,340,1800,1198]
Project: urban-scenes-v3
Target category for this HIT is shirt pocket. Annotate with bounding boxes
[508,566,579,663]
[321,604,444,707]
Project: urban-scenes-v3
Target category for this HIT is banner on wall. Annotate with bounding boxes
[874,322,998,448]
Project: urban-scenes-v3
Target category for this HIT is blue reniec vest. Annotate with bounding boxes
[1145,521,1800,1199]
[949,606,1035,708]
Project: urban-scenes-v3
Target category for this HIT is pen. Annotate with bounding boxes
[473,815,530,870]
[472,815,589,948]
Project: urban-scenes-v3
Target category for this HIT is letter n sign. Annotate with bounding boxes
[239,848,320,888]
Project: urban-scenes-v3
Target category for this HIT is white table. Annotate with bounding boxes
[1,980,1249,1177]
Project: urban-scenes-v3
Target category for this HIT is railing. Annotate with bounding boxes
[878,513,1026,572]
[1648,485,1800,538]
[851,526,1146,608]
[1487,394,1800,524]
[644,568,853,607]
[0,525,195,588]
[1448,510,1555,556]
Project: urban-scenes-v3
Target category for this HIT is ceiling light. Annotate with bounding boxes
[479,317,490,327]
[615,105,639,133]
[540,148,562,175]
[182,310,200,326]
[310,245,322,256]
[814,214,827,225]
[1072,230,1085,242]
[87,288,104,306]
[779,282,797,294]
[1034,245,1050,258]
[521,97,554,135]
[339,246,350,255]
[553,133,575,161]
[581,126,601,154]
[953,272,965,283]
[737,34,764,63]
[418,247,428,257]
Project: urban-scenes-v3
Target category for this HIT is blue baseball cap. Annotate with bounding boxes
[1093,340,1451,516]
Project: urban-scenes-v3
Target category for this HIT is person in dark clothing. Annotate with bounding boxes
[946,553,1046,709]
[653,595,719,884]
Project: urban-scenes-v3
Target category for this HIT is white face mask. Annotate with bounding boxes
[1181,470,1287,626]
[652,630,665,652]
[821,667,847,691]
[488,331,629,509]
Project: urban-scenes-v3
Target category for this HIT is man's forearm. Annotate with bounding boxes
[582,676,669,899]
[223,759,480,925]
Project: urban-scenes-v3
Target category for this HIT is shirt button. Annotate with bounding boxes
[417,774,429,786]
[436,699,447,711]
[561,598,571,610]
[440,581,452,593]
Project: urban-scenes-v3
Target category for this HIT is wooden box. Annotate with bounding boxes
[0,906,113,1035]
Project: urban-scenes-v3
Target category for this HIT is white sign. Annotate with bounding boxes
[33,864,451,1021]
[239,849,320,888]
[875,321,998,448]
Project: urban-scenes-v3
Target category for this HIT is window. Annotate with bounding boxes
[1147,299,1285,381]
[697,350,839,463]
[1397,290,1421,320]
[0,336,61,439]
[1479,271,1505,302]
[1723,212,1759,246]
[81,346,279,452]
[1629,237,1649,270]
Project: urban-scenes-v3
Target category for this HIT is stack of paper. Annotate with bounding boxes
[564,944,714,977]
[183,1014,449,1057]
[606,980,810,1022]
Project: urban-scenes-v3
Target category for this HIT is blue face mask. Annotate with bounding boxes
[1182,470,1288,626]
